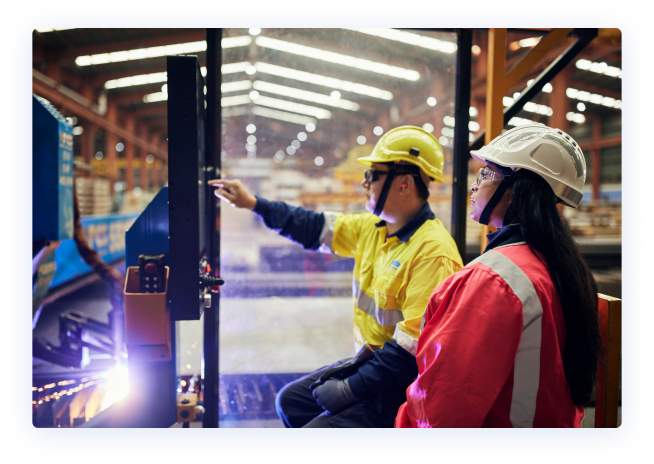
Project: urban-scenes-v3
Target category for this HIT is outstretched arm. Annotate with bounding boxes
[208,178,326,250]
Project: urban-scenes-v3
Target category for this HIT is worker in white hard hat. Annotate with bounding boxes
[208,126,463,428]
[396,124,601,427]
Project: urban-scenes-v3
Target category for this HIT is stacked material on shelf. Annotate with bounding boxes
[75,177,112,216]
[120,190,155,213]
[565,202,622,237]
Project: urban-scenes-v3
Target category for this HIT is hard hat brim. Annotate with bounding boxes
[356,154,383,166]
[469,151,487,164]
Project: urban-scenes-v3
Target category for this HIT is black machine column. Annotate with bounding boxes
[451,29,473,262]
[203,27,222,428]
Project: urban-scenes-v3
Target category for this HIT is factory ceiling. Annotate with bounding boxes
[32,28,621,173]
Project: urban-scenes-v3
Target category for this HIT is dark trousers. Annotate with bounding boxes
[275,359,407,428]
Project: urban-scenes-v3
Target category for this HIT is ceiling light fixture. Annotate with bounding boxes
[442,116,484,133]
[252,81,359,110]
[510,37,543,51]
[252,106,317,126]
[502,96,553,116]
[576,59,622,78]
[345,28,457,54]
[255,36,420,81]
[222,95,253,107]
[254,62,393,100]
[256,95,332,119]
[143,92,167,103]
[208,92,332,119]
[566,87,622,109]
[221,62,253,74]
[518,37,541,48]
[526,79,553,93]
[105,61,250,89]
[224,104,320,127]
[566,112,586,124]
[508,117,545,127]
[105,72,168,89]
[77,37,251,67]
[222,80,253,93]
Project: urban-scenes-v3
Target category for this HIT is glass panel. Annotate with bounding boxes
[219,28,458,427]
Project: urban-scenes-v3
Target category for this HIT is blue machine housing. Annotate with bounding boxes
[81,187,177,428]
[125,187,170,269]
[33,95,74,242]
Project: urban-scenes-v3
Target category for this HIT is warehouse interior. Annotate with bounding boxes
[23,24,633,443]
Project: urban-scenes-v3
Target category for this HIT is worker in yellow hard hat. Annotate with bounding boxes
[208,125,463,428]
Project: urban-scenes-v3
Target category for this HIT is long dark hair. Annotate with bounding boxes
[502,168,601,406]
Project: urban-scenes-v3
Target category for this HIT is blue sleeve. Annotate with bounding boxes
[346,342,418,399]
[252,196,325,251]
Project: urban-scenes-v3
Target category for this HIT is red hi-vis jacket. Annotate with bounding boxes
[395,242,584,428]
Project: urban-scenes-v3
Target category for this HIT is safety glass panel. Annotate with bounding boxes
[220,28,458,427]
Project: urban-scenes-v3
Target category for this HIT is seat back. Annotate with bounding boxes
[594,293,622,428]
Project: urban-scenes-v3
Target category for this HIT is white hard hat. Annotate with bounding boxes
[470,124,587,208]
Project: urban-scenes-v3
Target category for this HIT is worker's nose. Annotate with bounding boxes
[470,182,478,194]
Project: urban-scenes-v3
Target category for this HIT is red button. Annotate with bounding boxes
[144,263,157,274]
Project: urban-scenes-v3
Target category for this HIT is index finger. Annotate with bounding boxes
[207,178,234,186]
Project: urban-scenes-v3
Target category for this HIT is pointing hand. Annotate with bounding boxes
[207,178,257,210]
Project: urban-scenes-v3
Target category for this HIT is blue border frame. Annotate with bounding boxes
[7,7,647,456]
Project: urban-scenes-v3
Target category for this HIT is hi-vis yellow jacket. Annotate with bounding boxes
[325,205,463,356]
[252,197,463,397]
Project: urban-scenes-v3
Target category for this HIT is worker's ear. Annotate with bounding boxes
[399,175,413,194]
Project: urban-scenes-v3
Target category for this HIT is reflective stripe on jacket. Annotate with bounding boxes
[327,210,463,355]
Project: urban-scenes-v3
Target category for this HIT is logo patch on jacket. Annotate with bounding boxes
[390,260,401,271]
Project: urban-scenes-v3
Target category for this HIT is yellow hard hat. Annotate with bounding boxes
[357,126,444,183]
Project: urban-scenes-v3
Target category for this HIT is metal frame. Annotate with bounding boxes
[203,28,222,428]
[451,29,473,260]
[470,28,599,152]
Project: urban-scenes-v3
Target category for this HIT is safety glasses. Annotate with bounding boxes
[364,169,389,183]
[475,166,508,188]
